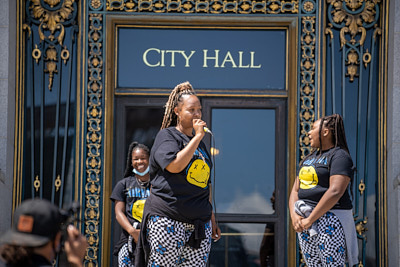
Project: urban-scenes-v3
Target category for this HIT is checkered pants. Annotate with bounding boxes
[146,216,212,267]
[118,243,135,267]
[298,211,347,267]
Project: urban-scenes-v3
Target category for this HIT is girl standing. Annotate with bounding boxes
[289,114,358,266]
[111,142,151,267]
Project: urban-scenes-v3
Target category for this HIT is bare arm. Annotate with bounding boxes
[114,201,139,242]
[300,174,350,229]
[165,119,206,173]
[288,177,305,232]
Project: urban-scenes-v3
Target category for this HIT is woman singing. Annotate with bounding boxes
[289,114,358,266]
[136,81,220,267]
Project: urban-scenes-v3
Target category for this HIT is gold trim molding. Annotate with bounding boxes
[299,16,316,159]
[85,13,104,266]
[105,0,299,14]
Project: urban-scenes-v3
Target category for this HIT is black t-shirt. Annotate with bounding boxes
[148,127,213,222]
[297,147,354,209]
[110,176,151,224]
[110,176,150,255]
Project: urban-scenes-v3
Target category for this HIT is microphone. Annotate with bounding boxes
[204,127,213,135]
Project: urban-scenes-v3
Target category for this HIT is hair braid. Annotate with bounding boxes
[322,114,350,154]
[318,118,325,155]
[123,141,150,178]
[301,113,350,165]
[161,81,196,129]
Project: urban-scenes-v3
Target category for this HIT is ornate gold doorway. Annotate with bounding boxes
[14,0,389,266]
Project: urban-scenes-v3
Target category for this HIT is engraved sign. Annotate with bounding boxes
[117,27,286,90]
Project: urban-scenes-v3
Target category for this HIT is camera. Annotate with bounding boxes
[60,202,81,246]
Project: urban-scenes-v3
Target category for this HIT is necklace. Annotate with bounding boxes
[136,176,150,187]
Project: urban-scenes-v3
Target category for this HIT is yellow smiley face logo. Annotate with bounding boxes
[299,166,318,189]
[186,159,210,188]
[131,199,146,222]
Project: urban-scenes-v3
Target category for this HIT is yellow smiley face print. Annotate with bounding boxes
[186,159,210,188]
[131,199,146,222]
[299,166,318,189]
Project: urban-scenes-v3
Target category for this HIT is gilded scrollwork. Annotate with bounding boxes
[26,0,77,90]
[346,49,359,81]
[359,179,366,194]
[326,0,380,82]
[106,0,299,13]
[34,175,40,192]
[32,44,42,64]
[30,0,75,45]
[91,0,103,9]
[84,13,104,266]
[362,48,371,67]
[299,16,316,160]
[55,175,61,191]
[44,46,58,90]
[356,217,368,238]
[60,46,70,64]
[302,0,315,12]
[327,0,380,47]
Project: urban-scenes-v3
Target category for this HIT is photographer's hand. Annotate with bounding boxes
[64,225,88,267]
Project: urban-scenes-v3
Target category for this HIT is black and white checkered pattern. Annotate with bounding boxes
[147,216,212,266]
[118,243,135,267]
[298,211,346,267]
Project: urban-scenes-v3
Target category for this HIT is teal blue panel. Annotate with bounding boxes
[117,27,286,90]
[325,0,381,264]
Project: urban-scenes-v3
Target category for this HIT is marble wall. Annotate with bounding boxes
[388,0,400,265]
[0,0,13,235]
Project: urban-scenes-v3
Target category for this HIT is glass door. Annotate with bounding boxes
[202,98,287,267]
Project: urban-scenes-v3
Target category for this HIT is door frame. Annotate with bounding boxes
[202,97,287,266]
[104,14,298,266]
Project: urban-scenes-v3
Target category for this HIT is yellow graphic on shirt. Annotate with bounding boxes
[299,166,318,189]
[187,159,210,188]
[131,199,146,222]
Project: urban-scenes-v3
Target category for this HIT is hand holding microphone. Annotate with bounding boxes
[193,119,212,136]
[203,127,213,135]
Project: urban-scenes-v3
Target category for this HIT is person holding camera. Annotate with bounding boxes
[0,198,88,267]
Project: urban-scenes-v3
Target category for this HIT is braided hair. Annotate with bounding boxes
[318,114,350,155]
[161,81,197,129]
[300,113,350,165]
[123,141,150,178]
[320,114,355,198]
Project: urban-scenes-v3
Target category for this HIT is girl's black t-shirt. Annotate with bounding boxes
[110,176,150,255]
[148,127,213,222]
[297,147,354,209]
[110,176,150,223]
